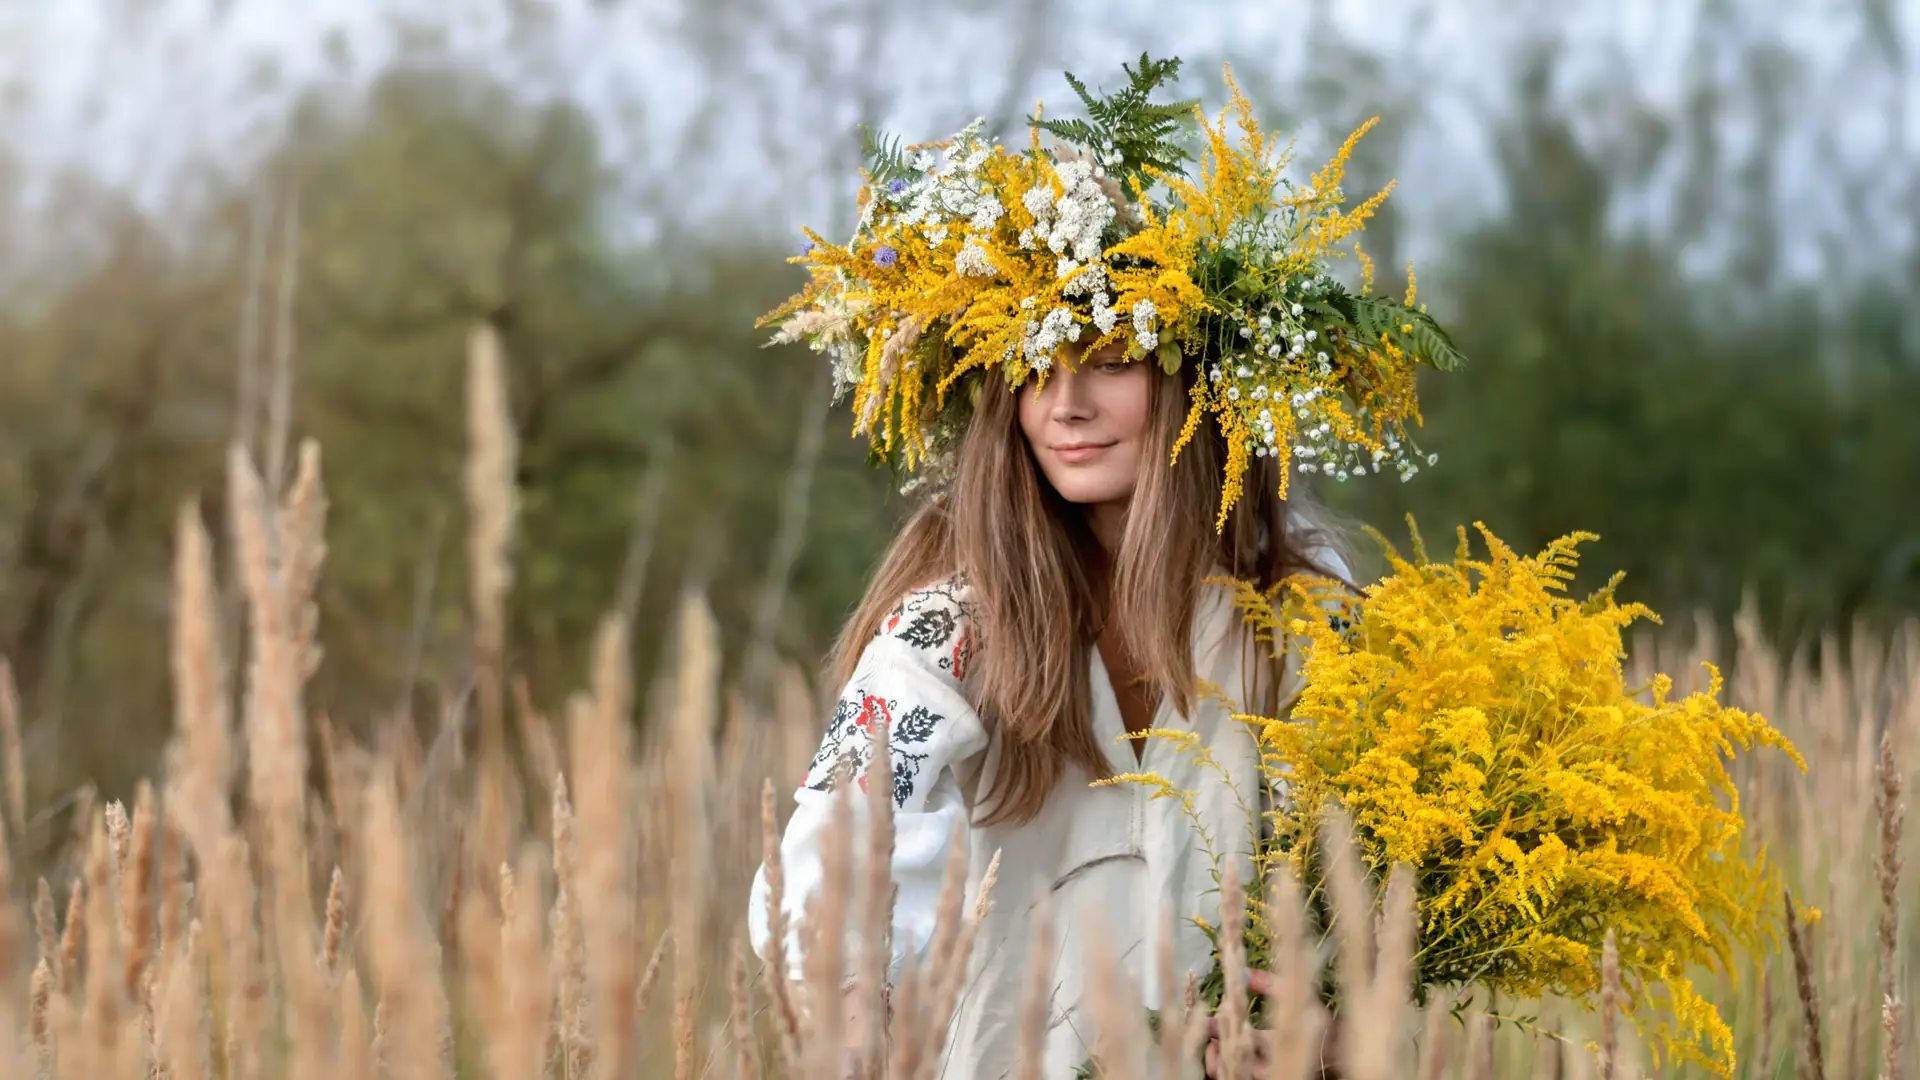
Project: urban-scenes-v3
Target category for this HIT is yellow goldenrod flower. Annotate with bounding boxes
[1123,520,1801,1079]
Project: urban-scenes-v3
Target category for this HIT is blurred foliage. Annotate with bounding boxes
[0,0,1914,806]
[1322,46,1920,647]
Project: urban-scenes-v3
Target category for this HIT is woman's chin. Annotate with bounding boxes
[1051,481,1133,506]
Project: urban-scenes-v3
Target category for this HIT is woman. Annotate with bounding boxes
[747,53,1459,1079]
[752,339,1349,1078]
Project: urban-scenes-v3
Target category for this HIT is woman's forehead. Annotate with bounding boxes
[1067,338,1129,365]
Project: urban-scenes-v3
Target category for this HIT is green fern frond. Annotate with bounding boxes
[859,123,918,187]
[1312,285,1468,374]
[1028,51,1199,194]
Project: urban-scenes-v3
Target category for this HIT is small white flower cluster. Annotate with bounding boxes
[955,240,994,277]
[1014,158,1127,370]
[1026,159,1113,263]
[1290,426,1438,484]
[1132,299,1159,351]
[881,119,1006,244]
[1059,260,1118,334]
[1022,306,1082,370]
[863,125,1168,378]
[1207,276,1436,484]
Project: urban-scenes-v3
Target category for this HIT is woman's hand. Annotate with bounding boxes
[1202,971,1342,1080]
[837,982,893,1080]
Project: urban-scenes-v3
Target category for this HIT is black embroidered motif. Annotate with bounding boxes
[801,582,974,807]
[898,607,958,650]
[892,759,917,806]
[876,581,973,647]
[802,690,946,808]
[893,704,940,744]
[804,696,874,792]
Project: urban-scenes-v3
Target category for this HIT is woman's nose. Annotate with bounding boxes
[1048,368,1094,420]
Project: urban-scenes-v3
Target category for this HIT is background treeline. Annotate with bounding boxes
[0,0,1914,802]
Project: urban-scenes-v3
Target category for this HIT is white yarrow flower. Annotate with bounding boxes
[1131,298,1156,329]
[955,241,995,278]
[1023,185,1054,219]
[1063,262,1107,298]
[1024,306,1080,366]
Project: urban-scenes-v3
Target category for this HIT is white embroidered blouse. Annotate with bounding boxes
[748,557,1344,1079]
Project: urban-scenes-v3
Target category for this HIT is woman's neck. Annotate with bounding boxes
[1086,498,1128,556]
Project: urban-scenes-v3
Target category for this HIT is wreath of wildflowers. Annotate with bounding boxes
[757,54,1467,529]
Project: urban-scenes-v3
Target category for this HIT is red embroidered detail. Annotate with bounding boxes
[856,694,893,731]
[950,630,971,680]
[884,614,901,633]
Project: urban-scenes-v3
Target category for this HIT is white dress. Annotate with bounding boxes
[747,562,1338,1079]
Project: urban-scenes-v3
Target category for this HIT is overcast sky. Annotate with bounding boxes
[1,0,1912,284]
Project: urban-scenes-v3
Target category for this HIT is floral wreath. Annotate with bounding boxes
[757,53,1466,529]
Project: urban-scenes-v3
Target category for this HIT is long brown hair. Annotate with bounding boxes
[826,353,1350,826]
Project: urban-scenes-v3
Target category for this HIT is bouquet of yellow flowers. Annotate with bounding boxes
[1187,520,1802,1078]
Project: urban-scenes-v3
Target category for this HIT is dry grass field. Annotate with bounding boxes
[0,330,1909,1080]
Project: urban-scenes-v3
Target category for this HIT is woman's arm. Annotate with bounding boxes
[747,585,988,993]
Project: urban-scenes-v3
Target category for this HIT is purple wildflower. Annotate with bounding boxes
[888,178,907,194]
[872,246,899,268]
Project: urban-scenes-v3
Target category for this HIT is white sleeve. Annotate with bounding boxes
[746,584,987,988]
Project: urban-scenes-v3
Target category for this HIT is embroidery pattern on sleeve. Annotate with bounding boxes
[803,693,945,808]
[883,581,974,699]
[877,580,971,650]
[804,582,973,809]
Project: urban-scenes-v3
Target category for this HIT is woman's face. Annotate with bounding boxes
[1017,341,1154,513]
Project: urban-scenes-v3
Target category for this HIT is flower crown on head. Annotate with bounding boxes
[757,53,1465,529]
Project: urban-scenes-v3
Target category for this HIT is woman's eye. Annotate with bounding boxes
[1098,361,1127,374]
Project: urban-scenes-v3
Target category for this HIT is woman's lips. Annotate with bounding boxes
[1053,441,1115,464]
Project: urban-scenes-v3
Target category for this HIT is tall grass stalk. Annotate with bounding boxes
[0,346,1905,1080]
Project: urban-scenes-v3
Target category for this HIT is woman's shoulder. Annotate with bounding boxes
[1298,543,1353,586]
[867,576,977,683]
[1282,513,1357,586]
